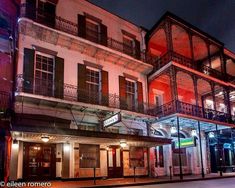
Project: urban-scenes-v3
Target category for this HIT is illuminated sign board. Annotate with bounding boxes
[175,137,196,148]
[103,113,121,128]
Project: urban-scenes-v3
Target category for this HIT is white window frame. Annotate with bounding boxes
[34,51,55,96]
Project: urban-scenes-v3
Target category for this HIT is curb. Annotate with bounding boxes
[81,175,235,188]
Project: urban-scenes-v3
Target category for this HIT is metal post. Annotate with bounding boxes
[216,124,223,177]
[197,121,205,178]
[169,166,172,180]
[177,116,183,180]
[134,166,136,182]
[93,167,96,185]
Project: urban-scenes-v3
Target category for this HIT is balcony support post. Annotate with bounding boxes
[197,121,205,178]
[210,82,217,111]
[206,42,211,68]
[188,31,195,65]
[170,67,178,101]
[220,51,227,77]
[192,76,199,107]
[164,19,173,52]
[176,116,183,180]
[223,87,231,122]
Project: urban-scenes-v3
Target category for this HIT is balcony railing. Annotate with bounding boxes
[148,100,234,124]
[149,51,230,81]
[16,75,151,115]
[20,4,146,62]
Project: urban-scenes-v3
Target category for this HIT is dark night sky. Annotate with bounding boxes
[89,0,235,52]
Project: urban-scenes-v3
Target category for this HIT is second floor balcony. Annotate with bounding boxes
[149,100,234,125]
[15,75,152,117]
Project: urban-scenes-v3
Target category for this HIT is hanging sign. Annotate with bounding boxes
[103,112,121,128]
[174,137,196,148]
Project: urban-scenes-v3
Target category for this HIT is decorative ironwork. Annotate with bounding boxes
[149,100,233,124]
[16,75,151,115]
[20,4,146,62]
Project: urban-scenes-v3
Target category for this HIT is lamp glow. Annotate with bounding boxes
[171,127,177,134]
[208,132,215,138]
[64,143,70,152]
[41,136,49,143]
[191,129,197,136]
[120,140,127,148]
[12,139,19,149]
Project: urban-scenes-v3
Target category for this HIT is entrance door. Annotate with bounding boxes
[107,146,123,178]
[23,143,56,180]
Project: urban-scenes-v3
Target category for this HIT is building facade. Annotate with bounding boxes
[2,0,235,181]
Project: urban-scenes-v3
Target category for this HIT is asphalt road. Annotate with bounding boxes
[120,178,235,188]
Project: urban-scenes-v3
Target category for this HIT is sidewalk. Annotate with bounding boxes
[21,173,235,188]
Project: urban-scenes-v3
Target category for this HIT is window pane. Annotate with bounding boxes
[79,144,100,168]
[129,147,144,167]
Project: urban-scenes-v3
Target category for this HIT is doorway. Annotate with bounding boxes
[107,146,123,178]
[23,142,56,180]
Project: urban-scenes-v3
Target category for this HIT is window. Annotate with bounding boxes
[86,68,100,103]
[79,144,100,168]
[86,19,99,43]
[126,80,136,110]
[129,147,144,167]
[34,52,54,96]
[123,36,134,56]
[36,0,56,27]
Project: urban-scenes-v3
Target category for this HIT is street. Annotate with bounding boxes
[120,178,235,188]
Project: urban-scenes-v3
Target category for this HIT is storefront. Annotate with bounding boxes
[9,125,171,181]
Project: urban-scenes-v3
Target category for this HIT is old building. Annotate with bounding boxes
[0,0,19,182]
[4,0,235,181]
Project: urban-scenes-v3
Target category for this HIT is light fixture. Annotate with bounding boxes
[41,136,49,143]
[208,132,215,138]
[106,146,109,151]
[170,127,177,134]
[120,140,127,148]
[191,129,197,136]
[12,139,19,149]
[63,143,70,152]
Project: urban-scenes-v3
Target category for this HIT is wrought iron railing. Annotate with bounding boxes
[20,4,146,62]
[16,75,150,115]
[149,100,233,124]
[150,51,230,81]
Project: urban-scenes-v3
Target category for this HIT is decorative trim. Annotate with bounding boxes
[84,60,103,70]
[121,30,136,39]
[32,45,58,56]
[123,73,138,81]
[84,13,102,23]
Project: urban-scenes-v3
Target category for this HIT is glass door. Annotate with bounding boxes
[23,143,56,180]
[107,146,123,178]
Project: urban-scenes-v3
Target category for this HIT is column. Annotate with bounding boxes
[197,121,205,178]
[164,19,173,52]
[223,87,231,122]
[177,116,183,180]
[211,82,217,111]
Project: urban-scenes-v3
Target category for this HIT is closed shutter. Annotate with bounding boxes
[77,63,86,102]
[26,0,36,20]
[101,70,109,106]
[134,39,141,60]
[119,76,127,110]
[54,57,64,99]
[23,48,35,93]
[44,2,56,28]
[77,14,86,38]
[100,24,107,46]
[137,81,144,113]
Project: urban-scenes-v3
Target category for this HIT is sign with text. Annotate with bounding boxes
[174,137,196,148]
[103,113,121,128]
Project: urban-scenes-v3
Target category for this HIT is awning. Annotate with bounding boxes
[12,124,172,147]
